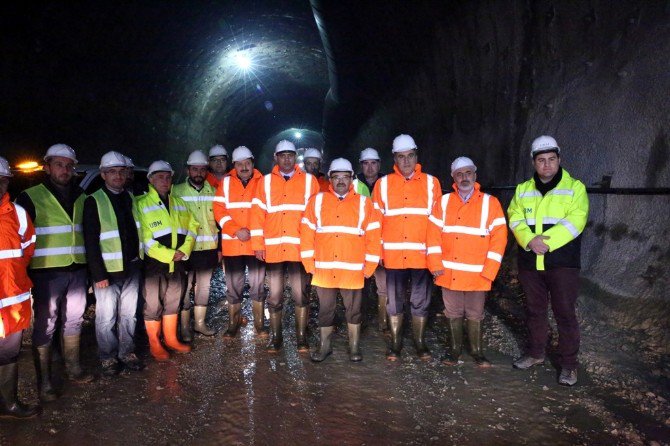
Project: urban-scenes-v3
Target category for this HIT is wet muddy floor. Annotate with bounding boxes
[1,268,669,445]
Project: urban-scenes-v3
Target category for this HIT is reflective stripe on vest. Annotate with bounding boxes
[379,174,434,216]
[92,189,141,272]
[172,182,218,251]
[263,172,313,213]
[314,193,366,236]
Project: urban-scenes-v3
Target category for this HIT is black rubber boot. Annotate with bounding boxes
[412,315,432,360]
[34,344,58,402]
[441,317,463,366]
[62,335,93,383]
[377,295,388,332]
[386,315,403,361]
[467,319,491,368]
[194,305,216,336]
[266,311,283,353]
[0,363,41,419]
[223,303,242,338]
[252,300,268,337]
[295,306,310,352]
[180,309,193,342]
[310,326,333,362]
[347,323,362,362]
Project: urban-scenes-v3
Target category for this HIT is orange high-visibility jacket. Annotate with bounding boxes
[250,165,318,263]
[427,183,507,291]
[315,174,330,193]
[213,168,263,257]
[0,193,35,338]
[372,163,442,269]
[300,185,382,289]
[206,171,223,190]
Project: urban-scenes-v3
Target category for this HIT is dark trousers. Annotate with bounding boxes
[223,255,266,304]
[143,269,185,320]
[181,266,215,309]
[316,287,362,327]
[386,268,432,317]
[266,261,309,313]
[363,264,387,301]
[0,331,22,365]
[518,268,581,370]
[31,268,88,346]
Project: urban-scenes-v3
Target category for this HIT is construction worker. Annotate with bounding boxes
[301,158,381,362]
[372,134,442,361]
[251,140,319,353]
[0,156,40,418]
[427,157,507,367]
[136,161,199,361]
[83,151,144,377]
[16,144,93,402]
[172,150,218,340]
[206,145,229,189]
[213,146,267,338]
[508,136,589,386]
[302,148,330,192]
[357,147,387,331]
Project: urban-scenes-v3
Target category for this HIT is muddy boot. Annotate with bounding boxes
[412,316,432,360]
[347,323,362,362]
[310,326,333,362]
[266,311,283,353]
[0,363,41,419]
[180,309,193,343]
[467,319,491,368]
[34,344,58,402]
[194,305,215,336]
[162,314,191,353]
[386,315,403,361]
[62,335,94,383]
[441,317,463,366]
[223,303,242,338]
[252,300,268,337]
[145,320,169,361]
[377,295,388,332]
[295,306,310,352]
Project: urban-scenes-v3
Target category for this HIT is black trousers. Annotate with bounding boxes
[0,331,22,365]
[316,287,362,327]
[266,261,309,313]
[386,268,432,317]
[222,255,266,304]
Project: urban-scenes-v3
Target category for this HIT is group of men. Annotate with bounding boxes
[0,133,589,419]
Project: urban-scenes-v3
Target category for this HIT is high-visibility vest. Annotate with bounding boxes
[427,183,507,291]
[300,187,381,289]
[352,179,370,197]
[172,180,219,251]
[372,164,442,269]
[90,188,142,273]
[213,169,263,257]
[508,168,589,271]
[24,184,86,269]
[0,194,35,338]
[250,165,319,263]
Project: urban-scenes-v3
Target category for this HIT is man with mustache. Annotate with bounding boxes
[173,150,219,339]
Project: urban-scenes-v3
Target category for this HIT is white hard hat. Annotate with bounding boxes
[392,134,417,153]
[123,155,135,168]
[327,158,354,176]
[44,143,78,163]
[275,140,296,154]
[186,150,209,166]
[303,148,322,160]
[209,145,228,158]
[530,135,560,158]
[0,156,12,177]
[359,148,380,162]
[450,156,477,175]
[100,151,127,170]
[232,146,254,163]
[147,160,174,178]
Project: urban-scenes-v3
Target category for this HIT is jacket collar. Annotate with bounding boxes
[392,163,423,180]
[272,164,302,178]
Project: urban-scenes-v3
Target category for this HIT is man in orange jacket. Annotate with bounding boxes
[206,145,229,189]
[428,157,507,367]
[213,146,267,338]
[301,158,381,362]
[0,156,40,418]
[251,140,319,353]
[372,134,442,361]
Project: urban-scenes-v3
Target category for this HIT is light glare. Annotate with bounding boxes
[235,53,252,70]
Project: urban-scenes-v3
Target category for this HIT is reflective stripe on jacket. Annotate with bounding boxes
[250,165,319,263]
[507,169,589,271]
[24,183,86,269]
[372,164,441,269]
[172,180,219,251]
[300,185,381,289]
[0,193,35,338]
[213,169,263,257]
[427,183,507,291]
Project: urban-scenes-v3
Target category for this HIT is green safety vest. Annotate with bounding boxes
[352,179,370,197]
[24,184,86,269]
[172,181,219,251]
[91,189,142,272]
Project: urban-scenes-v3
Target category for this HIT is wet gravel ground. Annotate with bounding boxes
[1,265,669,445]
